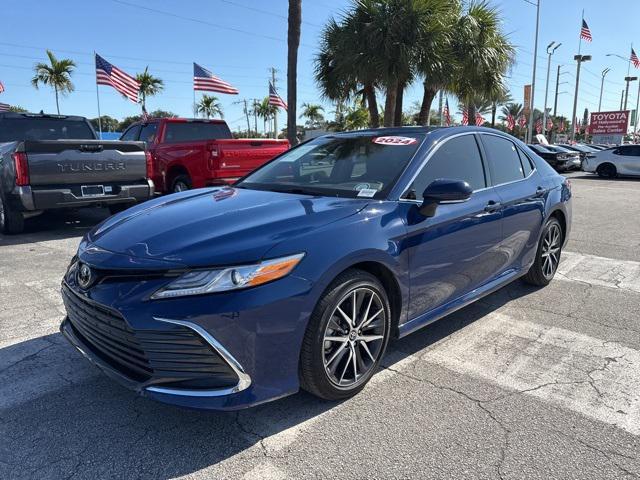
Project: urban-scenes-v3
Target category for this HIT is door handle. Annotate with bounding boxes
[534,186,547,198]
[484,200,501,212]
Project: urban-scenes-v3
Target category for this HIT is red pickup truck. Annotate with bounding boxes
[120,118,289,193]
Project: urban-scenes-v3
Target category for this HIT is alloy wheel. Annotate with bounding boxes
[541,223,561,278]
[322,287,387,388]
[174,181,188,192]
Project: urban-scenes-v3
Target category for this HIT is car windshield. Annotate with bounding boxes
[0,117,95,142]
[237,133,426,199]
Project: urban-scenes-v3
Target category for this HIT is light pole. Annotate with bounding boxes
[527,0,541,144]
[543,41,561,136]
[607,52,636,110]
[553,65,569,116]
[571,54,591,141]
[598,68,611,112]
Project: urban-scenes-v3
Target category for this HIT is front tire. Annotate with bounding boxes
[597,163,617,178]
[523,217,563,286]
[0,194,25,234]
[300,269,391,401]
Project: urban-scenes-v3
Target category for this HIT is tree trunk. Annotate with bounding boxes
[468,102,476,126]
[393,81,405,126]
[54,86,60,115]
[363,83,379,128]
[383,80,398,127]
[491,102,497,127]
[418,83,437,126]
[287,0,302,146]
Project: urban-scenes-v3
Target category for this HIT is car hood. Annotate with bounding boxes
[86,187,369,268]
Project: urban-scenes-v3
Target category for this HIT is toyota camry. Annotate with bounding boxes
[60,126,572,410]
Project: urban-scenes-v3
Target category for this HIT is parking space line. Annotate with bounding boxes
[558,251,640,293]
[421,311,640,436]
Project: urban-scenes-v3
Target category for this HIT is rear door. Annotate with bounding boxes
[479,133,546,273]
[613,145,640,175]
[402,133,503,320]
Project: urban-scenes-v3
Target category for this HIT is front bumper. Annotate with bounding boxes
[59,265,315,410]
[12,180,154,212]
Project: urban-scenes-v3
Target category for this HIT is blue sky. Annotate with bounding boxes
[1,0,639,131]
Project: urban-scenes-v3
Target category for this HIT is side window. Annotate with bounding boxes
[120,125,141,141]
[408,135,486,198]
[482,135,525,185]
[139,123,158,144]
[517,149,534,177]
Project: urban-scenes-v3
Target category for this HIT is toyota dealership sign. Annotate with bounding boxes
[589,110,629,135]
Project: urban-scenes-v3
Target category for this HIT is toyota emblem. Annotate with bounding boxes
[77,263,94,289]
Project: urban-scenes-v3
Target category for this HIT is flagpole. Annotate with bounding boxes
[193,89,197,117]
[578,9,583,55]
[94,51,102,138]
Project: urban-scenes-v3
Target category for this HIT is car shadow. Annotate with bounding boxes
[0,279,539,479]
[0,208,110,246]
[569,173,640,182]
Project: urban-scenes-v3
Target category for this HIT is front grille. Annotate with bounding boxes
[62,285,239,390]
[62,284,152,381]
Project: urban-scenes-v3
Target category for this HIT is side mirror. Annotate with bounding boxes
[419,178,473,217]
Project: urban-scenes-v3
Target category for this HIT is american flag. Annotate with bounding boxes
[518,115,527,128]
[0,102,10,112]
[193,63,239,94]
[575,117,580,133]
[631,49,640,69]
[461,107,468,126]
[475,111,485,126]
[580,19,592,42]
[558,120,565,133]
[269,82,287,110]
[0,81,4,94]
[443,98,451,126]
[535,118,543,134]
[546,117,554,131]
[95,54,140,103]
[506,114,515,131]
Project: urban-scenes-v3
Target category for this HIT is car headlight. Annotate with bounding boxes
[151,253,305,299]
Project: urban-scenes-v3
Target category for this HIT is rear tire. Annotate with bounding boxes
[0,194,25,234]
[597,163,617,178]
[171,175,192,193]
[300,269,391,401]
[523,217,563,287]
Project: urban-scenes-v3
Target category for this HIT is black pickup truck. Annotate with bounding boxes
[0,112,154,234]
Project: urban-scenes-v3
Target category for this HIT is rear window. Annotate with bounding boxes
[163,122,232,143]
[0,117,95,142]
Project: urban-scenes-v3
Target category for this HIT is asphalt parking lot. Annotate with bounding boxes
[1,172,639,479]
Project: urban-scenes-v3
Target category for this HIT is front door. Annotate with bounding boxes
[401,133,504,320]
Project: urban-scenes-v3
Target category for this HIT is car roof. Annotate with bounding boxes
[0,112,87,121]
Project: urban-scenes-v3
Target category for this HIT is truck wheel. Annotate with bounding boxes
[0,195,25,234]
[171,175,192,193]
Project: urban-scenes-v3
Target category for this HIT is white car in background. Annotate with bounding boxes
[582,145,640,178]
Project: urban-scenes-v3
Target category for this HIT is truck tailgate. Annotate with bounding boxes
[214,139,289,179]
[24,140,147,185]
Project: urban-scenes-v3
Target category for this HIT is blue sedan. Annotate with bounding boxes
[60,126,572,410]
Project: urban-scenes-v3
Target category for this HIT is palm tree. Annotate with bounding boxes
[414,0,459,125]
[256,98,279,135]
[344,103,369,130]
[31,50,76,114]
[287,0,302,145]
[136,66,164,114]
[197,95,224,119]
[315,17,380,128]
[449,1,515,125]
[300,103,325,128]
